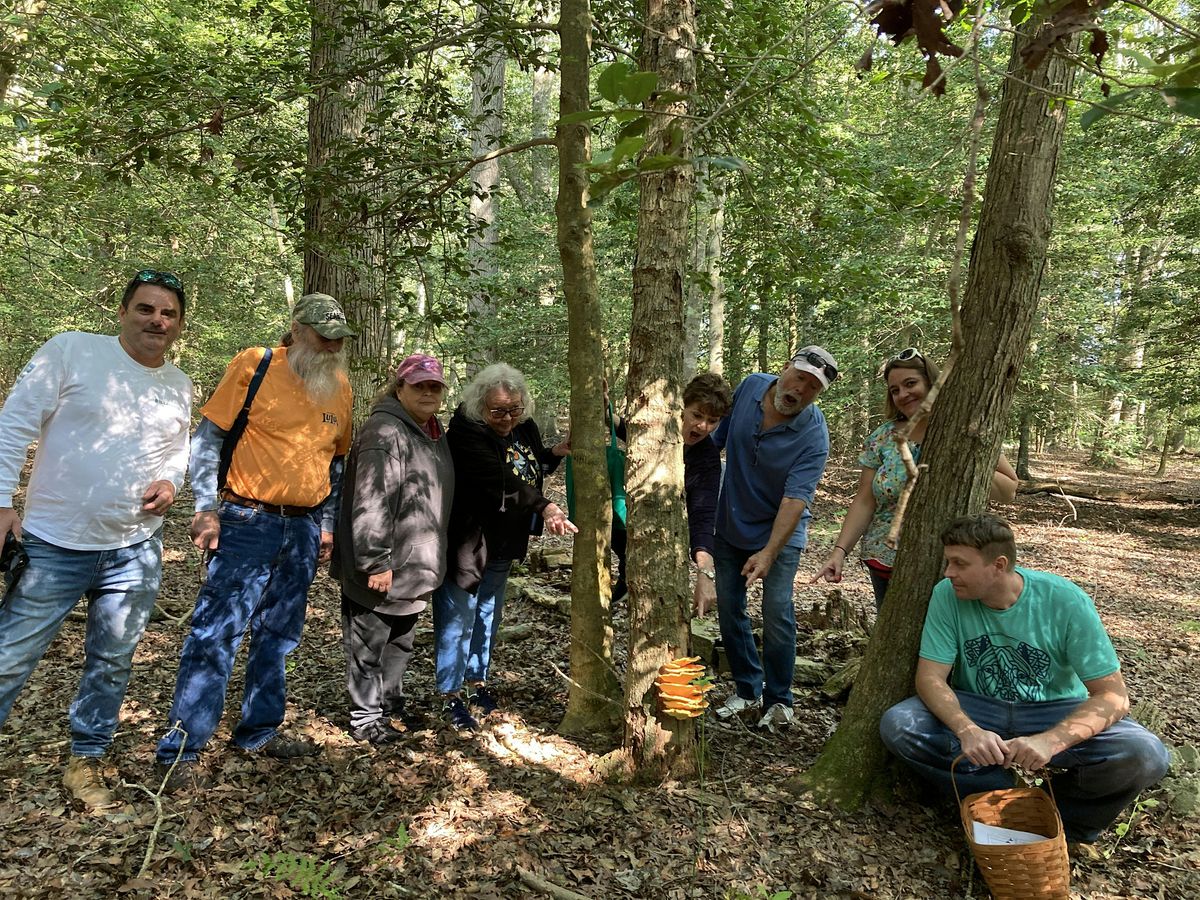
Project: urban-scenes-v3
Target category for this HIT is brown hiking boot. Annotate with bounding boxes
[63,757,118,810]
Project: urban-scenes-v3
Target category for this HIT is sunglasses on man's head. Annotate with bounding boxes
[793,351,838,382]
[134,269,183,291]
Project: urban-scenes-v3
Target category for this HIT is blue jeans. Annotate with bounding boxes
[880,691,1171,842]
[0,530,163,757]
[156,502,320,763]
[713,534,802,710]
[433,558,512,694]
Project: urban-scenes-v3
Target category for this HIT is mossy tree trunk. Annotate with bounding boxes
[556,0,621,735]
[804,21,1078,807]
[622,0,697,775]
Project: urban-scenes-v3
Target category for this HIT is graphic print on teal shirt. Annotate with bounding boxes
[963,634,1051,701]
[919,568,1121,703]
[857,420,921,566]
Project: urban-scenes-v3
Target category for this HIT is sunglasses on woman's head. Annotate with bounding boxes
[891,347,924,364]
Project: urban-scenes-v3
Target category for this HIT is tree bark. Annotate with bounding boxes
[804,21,1077,807]
[305,0,387,420]
[556,0,621,735]
[622,0,697,775]
[466,8,506,373]
[0,0,48,105]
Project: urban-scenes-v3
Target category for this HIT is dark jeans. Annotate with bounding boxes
[0,531,163,756]
[713,533,802,710]
[341,593,418,730]
[156,501,320,763]
[880,691,1171,842]
[866,565,890,610]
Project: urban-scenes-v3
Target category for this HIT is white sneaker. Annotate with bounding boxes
[757,703,795,732]
[714,694,761,720]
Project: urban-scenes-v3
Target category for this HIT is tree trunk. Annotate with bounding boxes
[706,179,726,375]
[1016,405,1032,480]
[556,0,621,735]
[305,0,386,420]
[804,21,1077,808]
[622,0,697,775]
[531,41,555,199]
[466,10,506,373]
[0,0,48,105]
[683,158,710,383]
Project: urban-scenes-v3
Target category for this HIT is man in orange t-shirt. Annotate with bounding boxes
[156,293,354,787]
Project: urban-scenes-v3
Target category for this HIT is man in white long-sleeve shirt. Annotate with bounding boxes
[0,270,192,810]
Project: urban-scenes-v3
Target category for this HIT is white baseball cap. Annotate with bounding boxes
[790,345,839,389]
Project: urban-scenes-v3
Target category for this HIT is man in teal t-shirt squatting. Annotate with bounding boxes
[880,513,1170,844]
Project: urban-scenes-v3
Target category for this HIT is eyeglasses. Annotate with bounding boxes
[488,406,525,419]
[890,347,925,364]
[134,269,183,291]
[793,351,839,383]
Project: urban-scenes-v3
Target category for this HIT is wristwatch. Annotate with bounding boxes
[698,568,715,581]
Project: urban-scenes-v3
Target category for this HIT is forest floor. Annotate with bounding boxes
[0,449,1198,899]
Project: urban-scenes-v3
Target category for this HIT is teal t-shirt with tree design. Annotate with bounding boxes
[919,567,1120,702]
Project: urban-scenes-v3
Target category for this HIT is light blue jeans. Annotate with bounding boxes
[433,558,512,694]
[880,691,1171,842]
[156,501,320,763]
[713,534,802,710]
[0,530,163,757]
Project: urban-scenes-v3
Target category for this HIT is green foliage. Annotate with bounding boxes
[724,887,793,900]
[247,851,347,899]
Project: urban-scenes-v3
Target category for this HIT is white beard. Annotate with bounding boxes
[288,342,346,401]
[772,386,808,417]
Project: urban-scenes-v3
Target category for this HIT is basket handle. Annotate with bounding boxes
[950,752,1058,805]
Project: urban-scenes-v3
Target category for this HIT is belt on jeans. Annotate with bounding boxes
[219,489,317,518]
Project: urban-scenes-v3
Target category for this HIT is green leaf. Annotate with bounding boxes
[616,117,649,140]
[611,135,645,166]
[705,155,747,171]
[11,113,28,130]
[587,170,636,205]
[596,62,630,104]
[1160,86,1200,119]
[1080,89,1142,130]
[612,108,642,124]
[638,153,688,172]
[558,109,612,125]
[621,71,659,105]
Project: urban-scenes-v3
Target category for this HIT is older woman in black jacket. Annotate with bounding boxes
[434,363,574,732]
[331,354,454,745]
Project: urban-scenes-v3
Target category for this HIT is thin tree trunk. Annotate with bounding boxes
[1016,405,1032,480]
[0,0,48,104]
[622,0,697,775]
[557,0,621,735]
[804,21,1077,807]
[466,11,506,373]
[706,180,726,375]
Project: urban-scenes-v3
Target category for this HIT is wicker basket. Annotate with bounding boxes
[952,755,1070,900]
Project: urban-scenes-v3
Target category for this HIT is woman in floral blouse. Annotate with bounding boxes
[812,349,1018,608]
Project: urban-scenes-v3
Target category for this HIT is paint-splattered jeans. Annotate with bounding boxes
[880,691,1170,842]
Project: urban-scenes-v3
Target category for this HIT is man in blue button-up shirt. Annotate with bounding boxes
[712,346,835,730]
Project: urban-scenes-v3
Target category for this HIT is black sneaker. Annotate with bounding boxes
[350,719,404,746]
[467,686,499,717]
[442,696,480,732]
[256,734,321,759]
[384,697,426,731]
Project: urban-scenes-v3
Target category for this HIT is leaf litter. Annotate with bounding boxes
[0,449,1197,898]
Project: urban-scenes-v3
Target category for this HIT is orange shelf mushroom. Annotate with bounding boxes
[654,656,714,719]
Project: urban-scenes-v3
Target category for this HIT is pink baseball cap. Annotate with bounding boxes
[395,353,447,386]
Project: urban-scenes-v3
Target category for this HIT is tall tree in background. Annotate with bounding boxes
[622,0,697,773]
[466,4,506,372]
[305,0,386,416]
[558,0,621,733]
[805,18,1079,806]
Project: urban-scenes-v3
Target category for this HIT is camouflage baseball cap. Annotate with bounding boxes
[293,293,357,339]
